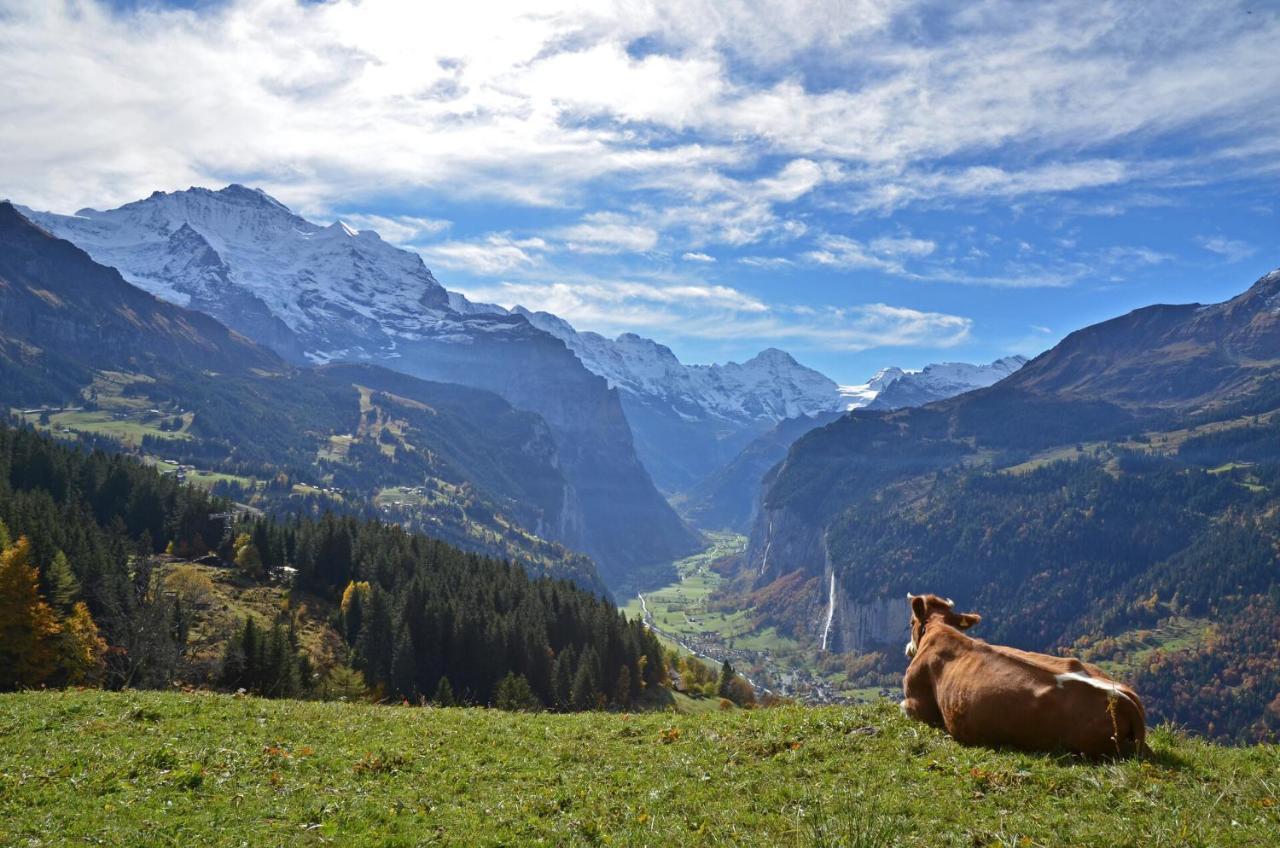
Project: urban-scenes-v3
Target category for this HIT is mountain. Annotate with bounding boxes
[513,309,1027,495]
[836,367,907,408]
[680,357,1029,532]
[0,201,278,396]
[740,267,1280,739]
[0,203,611,591]
[866,356,1028,410]
[679,410,843,532]
[22,187,699,585]
[512,309,848,493]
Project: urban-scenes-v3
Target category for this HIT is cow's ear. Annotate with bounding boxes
[911,595,927,621]
[957,613,981,630]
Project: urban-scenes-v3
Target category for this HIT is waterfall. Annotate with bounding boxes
[760,519,773,575]
[820,572,836,652]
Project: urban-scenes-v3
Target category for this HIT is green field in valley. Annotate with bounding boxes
[621,536,891,705]
[1,690,1276,847]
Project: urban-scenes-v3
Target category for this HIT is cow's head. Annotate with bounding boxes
[905,593,980,659]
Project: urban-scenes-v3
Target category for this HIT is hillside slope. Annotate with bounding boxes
[744,268,1280,740]
[1,691,1275,847]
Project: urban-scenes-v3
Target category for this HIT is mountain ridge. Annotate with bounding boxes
[21,187,700,584]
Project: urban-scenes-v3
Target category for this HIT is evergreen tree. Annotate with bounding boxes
[570,647,599,711]
[389,624,416,700]
[613,664,631,708]
[321,664,367,701]
[718,661,736,699]
[433,675,456,707]
[494,671,538,711]
[553,645,576,710]
[355,588,394,688]
[41,551,80,613]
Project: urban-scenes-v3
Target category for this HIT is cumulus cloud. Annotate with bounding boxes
[4,0,1276,232]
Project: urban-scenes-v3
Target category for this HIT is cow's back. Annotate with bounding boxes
[929,638,1144,757]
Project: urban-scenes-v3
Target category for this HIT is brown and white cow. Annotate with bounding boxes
[900,593,1146,757]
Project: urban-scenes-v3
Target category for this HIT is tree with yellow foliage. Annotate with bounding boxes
[59,602,107,686]
[233,533,264,580]
[0,537,63,690]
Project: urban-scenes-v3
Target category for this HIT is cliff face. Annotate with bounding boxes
[0,202,279,377]
[390,322,701,586]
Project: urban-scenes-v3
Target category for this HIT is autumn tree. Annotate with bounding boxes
[0,537,62,689]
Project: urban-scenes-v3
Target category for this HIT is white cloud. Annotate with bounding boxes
[454,277,970,351]
[555,212,660,254]
[802,235,904,273]
[738,256,794,268]
[5,0,1276,232]
[417,234,549,273]
[682,251,716,262]
[870,236,935,257]
[1198,236,1257,263]
[340,213,452,243]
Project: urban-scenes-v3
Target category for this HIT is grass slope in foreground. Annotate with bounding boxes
[2,691,1277,847]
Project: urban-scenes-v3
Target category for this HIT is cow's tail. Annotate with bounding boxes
[1108,688,1148,758]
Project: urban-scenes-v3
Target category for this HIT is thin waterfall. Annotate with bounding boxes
[820,572,836,651]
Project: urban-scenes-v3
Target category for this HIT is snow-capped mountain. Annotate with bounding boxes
[682,357,1028,532]
[503,309,849,492]
[514,308,842,423]
[21,185,452,363]
[24,183,1028,518]
[838,367,907,409]
[867,356,1028,410]
[23,186,700,583]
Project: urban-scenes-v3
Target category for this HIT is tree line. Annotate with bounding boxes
[0,423,670,711]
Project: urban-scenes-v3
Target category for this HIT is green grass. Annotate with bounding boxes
[620,536,875,702]
[147,458,257,491]
[16,408,191,446]
[1,691,1277,846]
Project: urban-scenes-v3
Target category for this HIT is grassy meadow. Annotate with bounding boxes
[1,690,1276,847]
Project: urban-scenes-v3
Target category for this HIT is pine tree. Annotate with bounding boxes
[389,624,416,700]
[322,664,368,701]
[433,675,456,707]
[494,671,538,711]
[718,660,736,699]
[553,645,576,710]
[43,551,80,612]
[355,589,394,687]
[613,664,631,708]
[570,647,599,711]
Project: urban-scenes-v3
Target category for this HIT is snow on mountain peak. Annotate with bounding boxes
[24,186,453,355]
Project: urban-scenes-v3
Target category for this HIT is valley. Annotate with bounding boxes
[620,535,890,705]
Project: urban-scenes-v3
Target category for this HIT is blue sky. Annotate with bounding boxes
[2,1,1278,384]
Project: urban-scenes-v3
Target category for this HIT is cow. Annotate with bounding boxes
[912,598,1146,726]
[900,593,1147,757]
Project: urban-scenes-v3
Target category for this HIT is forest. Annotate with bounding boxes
[0,423,666,710]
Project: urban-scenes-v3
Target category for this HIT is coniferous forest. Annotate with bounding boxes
[0,422,665,709]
